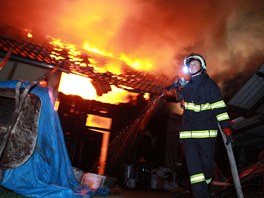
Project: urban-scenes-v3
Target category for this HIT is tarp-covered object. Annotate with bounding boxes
[0,80,104,197]
[0,86,41,168]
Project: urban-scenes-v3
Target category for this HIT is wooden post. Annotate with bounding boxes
[98,132,110,175]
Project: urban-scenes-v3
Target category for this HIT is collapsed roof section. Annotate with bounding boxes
[228,63,264,152]
[229,64,264,116]
[0,25,171,96]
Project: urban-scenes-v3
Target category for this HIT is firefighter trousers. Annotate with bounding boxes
[183,139,215,198]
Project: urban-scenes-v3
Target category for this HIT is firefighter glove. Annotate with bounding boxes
[222,128,234,145]
[176,86,183,102]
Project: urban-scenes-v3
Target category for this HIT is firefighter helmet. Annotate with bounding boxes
[184,54,206,70]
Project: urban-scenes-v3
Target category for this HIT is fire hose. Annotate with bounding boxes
[0,47,13,70]
[218,124,244,198]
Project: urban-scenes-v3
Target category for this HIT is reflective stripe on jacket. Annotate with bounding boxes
[179,73,230,141]
[180,130,218,139]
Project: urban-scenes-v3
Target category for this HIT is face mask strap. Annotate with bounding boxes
[189,66,203,76]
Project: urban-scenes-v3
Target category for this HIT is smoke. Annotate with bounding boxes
[1,0,264,97]
[0,0,134,43]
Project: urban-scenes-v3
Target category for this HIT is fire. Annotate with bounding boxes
[119,54,153,71]
[49,36,152,104]
[27,32,33,38]
[49,37,84,63]
[95,85,138,104]
[23,28,33,38]
[83,41,153,72]
[49,36,154,74]
[58,72,97,100]
[83,42,113,57]
[58,72,139,104]
[82,41,123,74]
[143,93,150,100]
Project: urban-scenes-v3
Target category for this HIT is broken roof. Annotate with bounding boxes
[228,63,264,154]
[0,25,171,96]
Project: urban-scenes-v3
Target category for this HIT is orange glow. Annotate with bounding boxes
[83,41,153,72]
[143,93,150,100]
[49,37,153,74]
[83,42,113,57]
[49,37,86,63]
[58,72,140,104]
[58,72,97,100]
[82,41,123,74]
[86,114,112,131]
[27,32,33,38]
[98,132,110,175]
[119,54,153,71]
[50,37,151,104]
[24,28,33,38]
[54,99,60,111]
[95,85,138,104]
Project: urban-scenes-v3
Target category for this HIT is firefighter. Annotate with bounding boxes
[178,54,234,197]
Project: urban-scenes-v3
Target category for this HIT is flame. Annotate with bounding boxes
[83,42,113,57]
[83,41,153,72]
[82,41,122,74]
[49,37,152,104]
[49,37,86,63]
[58,72,97,100]
[95,85,138,104]
[27,32,33,38]
[143,93,150,100]
[49,36,154,74]
[119,54,153,71]
[58,72,139,104]
[23,28,33,38]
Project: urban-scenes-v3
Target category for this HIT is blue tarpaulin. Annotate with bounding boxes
[0,80,108,197]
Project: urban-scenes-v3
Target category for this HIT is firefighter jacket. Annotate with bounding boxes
[179,73,231,141]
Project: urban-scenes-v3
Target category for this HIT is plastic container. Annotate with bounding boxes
[81,172,106,191]
[123,163,136,188]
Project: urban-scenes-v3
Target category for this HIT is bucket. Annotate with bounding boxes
[123,163,136,188]
[81,172,106,191]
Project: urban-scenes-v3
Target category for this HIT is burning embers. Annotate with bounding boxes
[0,26,169,104]
[48,36,153,104]
[58,72,140,104]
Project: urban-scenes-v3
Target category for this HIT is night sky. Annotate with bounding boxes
[1,0,264,99]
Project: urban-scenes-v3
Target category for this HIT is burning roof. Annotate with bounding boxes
[0,25,171,97]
